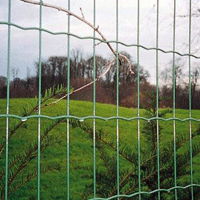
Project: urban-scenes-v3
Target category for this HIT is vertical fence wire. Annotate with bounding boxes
[1,0,200,199]
[188,0,194,199]
[37,1,43,199]
[66,0,71,199]
[5,0,11,199]
[93,0,97,198]
[172,0,177,199]
[156,0,160,199]
[116,0,120,197]
[136,0,141,199]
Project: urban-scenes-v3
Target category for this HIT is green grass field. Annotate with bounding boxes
[0,99,200,199]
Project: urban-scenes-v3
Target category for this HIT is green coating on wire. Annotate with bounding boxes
[137,0,141,199]
[1,1,199,199]
[0,22,199,59]
[188,0,194,199]
[89,184,200,200]
[93,0,97,198]
[37,1,43,199]
[5,0,11,199]
[116,0,120,198]
[66,0,70,199]
[156,1,160,199]
[172,0,177,199]
[0,114,199,122]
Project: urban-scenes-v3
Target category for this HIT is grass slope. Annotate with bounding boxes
[0,99,199,199]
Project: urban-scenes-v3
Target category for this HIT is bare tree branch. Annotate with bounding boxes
[95,41,102,46]
[19,0,134,107]
[178,14,200,18]
[20,0,116,55]
[44,59,115,107]
[80,7,85,19]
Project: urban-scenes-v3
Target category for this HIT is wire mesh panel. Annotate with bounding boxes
[0,0,200,199]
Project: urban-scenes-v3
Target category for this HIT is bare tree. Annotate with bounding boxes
[19,0,134,108]
[191,66,200,108]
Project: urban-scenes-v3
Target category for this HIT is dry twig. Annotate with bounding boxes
[80,7,85,19]
[19,0,134,107]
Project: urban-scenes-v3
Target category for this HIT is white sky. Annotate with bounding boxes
[0,0,200,83]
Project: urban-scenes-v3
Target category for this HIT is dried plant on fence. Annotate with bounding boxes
[19,0,134,107]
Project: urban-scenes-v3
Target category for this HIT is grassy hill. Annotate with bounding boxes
[0,99,200,199]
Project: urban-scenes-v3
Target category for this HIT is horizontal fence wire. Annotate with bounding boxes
[1,0,200,199]
[88,184,200,200]
[0,22,200,59]
[0,114,200,122]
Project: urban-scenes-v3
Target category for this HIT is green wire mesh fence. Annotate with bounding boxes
[1,0,200,199]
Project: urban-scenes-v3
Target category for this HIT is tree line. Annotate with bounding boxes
[0,50,200,109]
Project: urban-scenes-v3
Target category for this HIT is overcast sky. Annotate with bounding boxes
[0,0,200,83]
